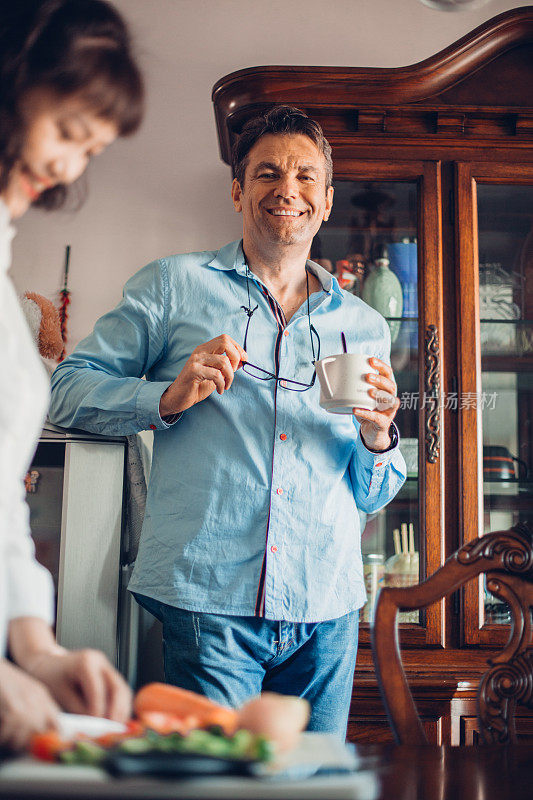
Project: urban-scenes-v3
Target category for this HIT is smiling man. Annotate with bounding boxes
[49,106,406,739]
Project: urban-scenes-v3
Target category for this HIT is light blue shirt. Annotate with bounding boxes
[49,240,406,622]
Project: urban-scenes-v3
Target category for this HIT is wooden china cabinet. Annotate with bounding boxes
[212,8,533,744]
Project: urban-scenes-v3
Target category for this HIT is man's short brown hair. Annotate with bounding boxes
[232,105,333,190]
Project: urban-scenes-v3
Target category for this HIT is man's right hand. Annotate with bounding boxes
[159,335,248,417]
[0,658,59,751]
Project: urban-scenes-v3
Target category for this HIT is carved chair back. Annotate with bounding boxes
[372,525,533,744]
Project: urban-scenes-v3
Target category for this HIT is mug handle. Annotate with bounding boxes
[511,455,528,481]
[320,357,337,399]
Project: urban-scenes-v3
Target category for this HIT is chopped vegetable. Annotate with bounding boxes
[30,731,69,762]
[134,683,238,734]
[59,741,107,766]
[47,728,274,766]
[29,686,307,766]
[137,710,197,735]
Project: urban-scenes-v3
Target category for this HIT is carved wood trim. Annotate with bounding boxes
[476,568,533,744]
[457,526,533,574]
[212,8,533,163]
[372,526,533,745]
[478,649,533,744]
[424,324,440,464]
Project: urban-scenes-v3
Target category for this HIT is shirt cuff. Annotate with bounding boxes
[355,422,401,469]
[135,380,183,431]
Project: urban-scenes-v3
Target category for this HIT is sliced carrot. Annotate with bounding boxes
[138,711,194,735]
[124,719,145,737]
[134,683,238,734]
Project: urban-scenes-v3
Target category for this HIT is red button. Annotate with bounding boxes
[280,433,287,441]
[280,380,287,388]
[270,545,278,553]
[149,424,157,431]
[376,462,383,467]
[276,488,283,496]
[283,330,289,337]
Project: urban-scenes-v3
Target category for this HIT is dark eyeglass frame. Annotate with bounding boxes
[240,267,320,393]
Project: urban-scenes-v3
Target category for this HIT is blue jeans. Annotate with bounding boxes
[133,594,359,740]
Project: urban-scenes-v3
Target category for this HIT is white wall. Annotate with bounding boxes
[11,0,522,351]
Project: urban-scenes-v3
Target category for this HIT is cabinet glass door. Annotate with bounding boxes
[457,164,533,645]
[315,160,444,645]
[478,183,533,624]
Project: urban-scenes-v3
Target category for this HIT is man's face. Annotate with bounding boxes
[231,133,334,253]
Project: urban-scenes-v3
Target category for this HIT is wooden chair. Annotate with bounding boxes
[372,524,533,744]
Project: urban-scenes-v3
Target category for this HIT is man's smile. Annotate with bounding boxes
[265,207,306,217]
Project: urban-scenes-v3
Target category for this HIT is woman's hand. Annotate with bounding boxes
[24,649,132,724]
[0,658,59,751]
[8,618,132,725]
[353,357,400,451]
[159,334,248,417]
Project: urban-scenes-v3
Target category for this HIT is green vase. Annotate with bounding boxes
[362,254,403,342]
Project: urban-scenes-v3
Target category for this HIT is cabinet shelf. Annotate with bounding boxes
[482,354,533,371]
[320,225,417,236]
[480,319,533,324]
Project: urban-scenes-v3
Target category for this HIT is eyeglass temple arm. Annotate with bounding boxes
[241,305,258,352]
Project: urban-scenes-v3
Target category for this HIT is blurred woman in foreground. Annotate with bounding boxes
[0,0,143,749]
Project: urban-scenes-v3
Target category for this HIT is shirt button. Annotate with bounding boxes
[276,487,283,496]
[280,380,287,388]
[149,424,157,431]
[279,433,287,441]
[283,330,289,337]
[270,545,278,553]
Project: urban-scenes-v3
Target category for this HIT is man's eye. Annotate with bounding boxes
[259,172,276,179]
[300,175,314,181]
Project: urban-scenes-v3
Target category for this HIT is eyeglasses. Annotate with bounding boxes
[240,267,320,392]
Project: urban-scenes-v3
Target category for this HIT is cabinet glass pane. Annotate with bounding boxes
[312,180,420,624]
[477,183,533,625]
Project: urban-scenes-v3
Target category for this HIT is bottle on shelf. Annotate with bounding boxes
[361,553,385,625]
[362,244,403,342]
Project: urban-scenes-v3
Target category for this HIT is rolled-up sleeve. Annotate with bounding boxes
[349,421,406,513]
[49,259,180,436]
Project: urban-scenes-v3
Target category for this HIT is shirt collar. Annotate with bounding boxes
[207,240,343,297]
[207,240,246,274]
[306,258,343,297]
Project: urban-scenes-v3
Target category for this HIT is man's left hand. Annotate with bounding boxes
[24,649,132,723]
[352,357,400,452]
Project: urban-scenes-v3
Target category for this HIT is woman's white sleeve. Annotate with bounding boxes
[3,480,55,626]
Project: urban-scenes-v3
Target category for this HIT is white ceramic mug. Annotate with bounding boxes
[315,353,378,414]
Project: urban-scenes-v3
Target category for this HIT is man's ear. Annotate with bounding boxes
[231,179,243,213]
[323,185,334,222]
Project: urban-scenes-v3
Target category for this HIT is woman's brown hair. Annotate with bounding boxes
[0,0,144,208]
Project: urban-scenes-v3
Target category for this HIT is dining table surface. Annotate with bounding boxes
[0,742,532,800]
